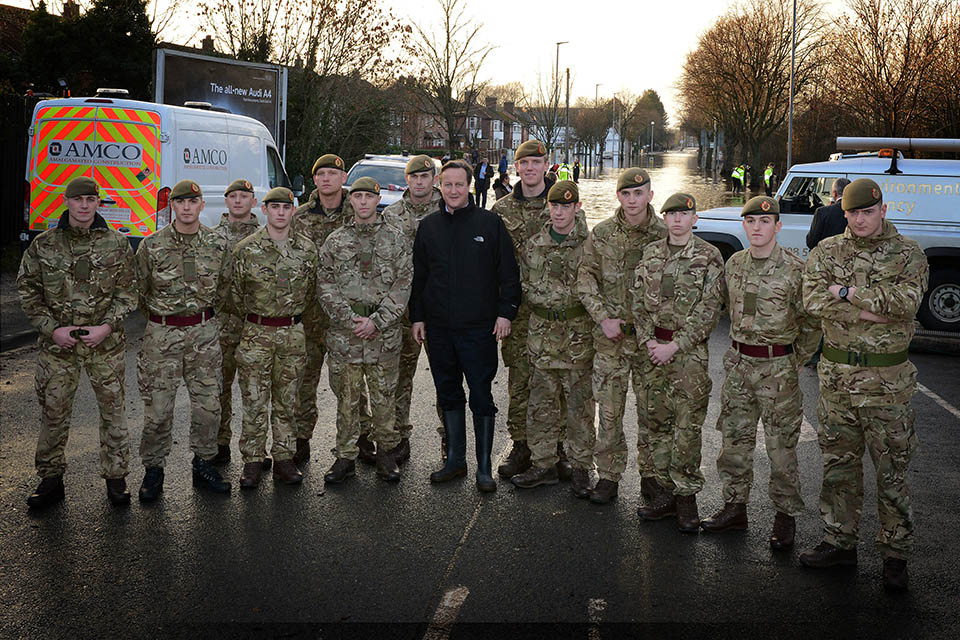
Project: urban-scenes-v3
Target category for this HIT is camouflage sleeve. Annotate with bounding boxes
[316,242,353,326]
[847,244,929,321]
[16,240,59,338]
[105,238,138,330]
[673,251,724,353]
[214,239,233,315]
[134,239,153,316]
[226,245,245,317]
[576,233,607,324]
[791,272,822,364]
[371,244,412,331]
[801,247,860,322]
[632,260,654,342]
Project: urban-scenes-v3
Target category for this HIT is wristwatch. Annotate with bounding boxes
[838,286,850,301]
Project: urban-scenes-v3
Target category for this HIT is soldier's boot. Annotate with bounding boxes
[376,448,401,482]
[273,460,303,485]
[357,433,377,465]
[511,465,558,489]
[211,444,231,465]
[497,440,531,478]
[640,476,663,502]
[27,476,65,509]
[388,438,411,466]
[192,455,232,494]
[292,438,311,466]
[769,512,796,551]
[589,479,619,505]
[556,443,573,481]
[883,557,909,591]
[138,467,164,503]
[324,458,356,484]
[570,468,592,499]
[638,490,677,520]
[239,462,262,489]
[430,410,467,483]
[105,478,131,506]
[799,542,858,568]
[676,494,700,533]
[474,415,497,493]
[701,502,748,533]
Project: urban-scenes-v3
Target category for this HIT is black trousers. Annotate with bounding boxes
[425,325,498,417]
[474,181,488,208]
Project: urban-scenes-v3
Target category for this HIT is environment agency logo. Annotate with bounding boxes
[184,148,191,164]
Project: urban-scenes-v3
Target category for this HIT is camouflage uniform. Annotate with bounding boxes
[522,221,595,470]
[716,244,821,515]
[633,235,724,496]
[317,216,412,460]
[213,212,260,446]
[382,186,443,438]
[229,228,317,464]
[136,222,231,467]
[576,206,667,482]
[18,211,138,479]
[803,221,928,559]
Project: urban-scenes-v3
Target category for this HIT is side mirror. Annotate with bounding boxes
[292,174,304,198]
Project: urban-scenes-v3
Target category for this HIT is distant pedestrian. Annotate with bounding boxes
[764,162,776,196]
[471,147,480,166]
[474,157,492,208]
[498,151,508,175]
[731,164,745,193]
[573,160,581,183]
[493,172,512,201]
[806,178,851,250]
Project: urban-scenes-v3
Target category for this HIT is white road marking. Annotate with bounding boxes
[588,598,607,640]
[423,586,469,640]
[919,383,960,422]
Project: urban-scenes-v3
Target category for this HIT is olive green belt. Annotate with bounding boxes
[350,303,379,316]
[530,303,587,321]
[822,343,909,367]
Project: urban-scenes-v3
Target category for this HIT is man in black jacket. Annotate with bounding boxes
[411,159,521,493]
[806,178,850,250]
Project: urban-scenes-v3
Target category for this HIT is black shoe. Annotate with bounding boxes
[292,438,310,465]
[192,455,231,494]
[701,502,748,533]
[106,478,131,506]
[570,468,592,498]
[211,444,231,465]
[27,476,64,509]
[640,476,663,502]
[324,458,356,484]
[556,443,573,481]
[376,448,401,482]
[474,415,497,493]
[589,479,619,504]
[138,467,164,502]
[676,494,700,533]
[638,490,677,520]
[357,433,377,465]
[389,437,411,465]
[511,465,558,489]
[883,557,909,591]
[431,410,467,483]
[799,542,858,568]
[769,512,796,550]
[497,440,531,478]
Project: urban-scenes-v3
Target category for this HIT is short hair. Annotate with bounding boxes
[439,159,473,186]
[832,177,851,198]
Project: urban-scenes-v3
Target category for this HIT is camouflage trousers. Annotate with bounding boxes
[236,322,306,464]
[646,345,712,496]
[217,312,244,446]
[328,353,401,460]
[138,319,221,467]
[397,315,443,438]
[501,306,531,441]
[34,340,129,479]
[527,365,595,470]
[592,336,656,483]
[715,349,804,516]
[817,376,918,559]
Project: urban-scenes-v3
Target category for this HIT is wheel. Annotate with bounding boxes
[918,266,960,332]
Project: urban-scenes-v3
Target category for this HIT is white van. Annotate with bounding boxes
[24,94,295,245]
[694,138,960,332]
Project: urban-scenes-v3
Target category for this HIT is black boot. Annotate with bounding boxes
[473,414,497,493]
[105,478,131,506]
[192,455,231,494]
[138,467,164,503]
[27,476,65,509]
[430,409,467,483]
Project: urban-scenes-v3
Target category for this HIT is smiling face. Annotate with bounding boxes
[742,214,781,250]
[64,194,100,229]
[845,202,887,238]
[440,166,471,210]
[515,156,547,189]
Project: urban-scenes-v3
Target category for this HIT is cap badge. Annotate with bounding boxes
[760,200,770,212]
[335,157,343,168]
[424,159,432,168]
[244,180,252,190]
[634,174,643,183]
[686,198,694,209]
[537,143,545,155]
[872,188,879,199]
[563,190,573,200]
[191,183,200,193]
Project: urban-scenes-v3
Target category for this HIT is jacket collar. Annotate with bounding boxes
[57,209,109,232]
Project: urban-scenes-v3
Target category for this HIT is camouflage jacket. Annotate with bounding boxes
[229,227,317,318]
[135,221,231,317]
[634,234,724,354]
[382,187,443,249]
[522,221,594,369]
[317,216,413,363]
[724,243,821,363]
[18,211,137,352]
[491,178,554,259]
[214,212,261,332]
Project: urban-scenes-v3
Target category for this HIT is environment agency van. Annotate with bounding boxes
[24,93,294,245]
[693,137,960,332]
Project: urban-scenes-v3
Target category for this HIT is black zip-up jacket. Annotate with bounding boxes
[410,197,520,329]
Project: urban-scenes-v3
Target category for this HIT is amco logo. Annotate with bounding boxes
[47,139,143,168]
[183,147,228,169]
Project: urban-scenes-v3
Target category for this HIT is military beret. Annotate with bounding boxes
[262,187,294,204]
[170,179,202,199]
[661,192,697,213]
[548,180,579,204]
[312,153,345,174]
[64,176,99,198]
[349,177,381,195]
[740,195,779,216]
[616,168,650,192]
[224,178,254,196]
[405,154,436,175]
[515,139,547,160]
[842,177,883,211]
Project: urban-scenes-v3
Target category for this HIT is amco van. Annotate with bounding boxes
[24,93,294,244]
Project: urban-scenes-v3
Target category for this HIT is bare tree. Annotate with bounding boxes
[480,82,528,108]
[572,96,612,170]
[525,71,564,152]
[923,3,960,138]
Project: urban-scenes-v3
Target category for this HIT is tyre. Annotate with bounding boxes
[918,266,960,332]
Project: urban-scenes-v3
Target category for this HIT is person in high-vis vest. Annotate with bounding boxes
[764,163,775,196]
[731,165,745,194]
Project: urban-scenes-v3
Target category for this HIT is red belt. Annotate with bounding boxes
[246,313,302,327]
[732,340,793,358]
[654,326,674,341]
[148,308,215,326]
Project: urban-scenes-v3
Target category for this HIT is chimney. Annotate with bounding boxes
[201,35,215,52]
[504,101,514,114]
[485,96,497,109]
[62,0,80,19]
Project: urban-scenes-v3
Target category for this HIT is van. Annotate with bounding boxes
[693,137,960,332]
[24,94,294,245]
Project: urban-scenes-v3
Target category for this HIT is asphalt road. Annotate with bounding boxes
[1,314,959,639]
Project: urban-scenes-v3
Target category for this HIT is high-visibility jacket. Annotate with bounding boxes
[764,166,774,186]
[557,164,571,181]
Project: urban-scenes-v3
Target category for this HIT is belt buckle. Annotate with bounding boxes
[848,351,861,366]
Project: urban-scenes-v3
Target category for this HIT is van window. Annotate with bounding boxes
[267,146,290,188]
[779,175,831,214]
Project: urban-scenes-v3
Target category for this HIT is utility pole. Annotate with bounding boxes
[564,68,570,163]
[649,121,654,164]
[787,0,797,169]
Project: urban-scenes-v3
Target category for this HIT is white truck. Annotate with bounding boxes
[693,137,960,332]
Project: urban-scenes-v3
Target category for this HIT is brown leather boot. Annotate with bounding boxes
[239,462,262,489]
[497,440,531,478]
[292,438,310,465]
[273,460,303,485]
[640,476,663,502]
[676,494,700,533]
[883,557,909,591]
[105,478,131,506]
[389,438,411,465]
[589,479,618,504]
[799,542,857,568]
[357,433,377,465]
[769,512,796,550]
[556,443,573,481]
[638,490,677,520]
[324,457,356,484]
[570,468,592,499]
[376,448,401,482]
[701,502,748,532]
[511,465,559,489]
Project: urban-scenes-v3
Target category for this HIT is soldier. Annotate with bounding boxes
[212,179,261,464]
[800,178,928,591]
[491,139,571,481]
[318,177,412,484]
[291,154,374,466]
[634,193,724,532]
[229,187,317,488]
[511,181,596,498]
[18,176,138,508]
[136,179,231,501]
[700,196,821,549]
[382,155,444,463]
[576,168,667,505]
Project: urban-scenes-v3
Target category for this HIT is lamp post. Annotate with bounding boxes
[555,41,568,163]
[650,121,655,162]
[787,0,797,169]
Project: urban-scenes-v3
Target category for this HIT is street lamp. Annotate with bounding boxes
[650,120,655,161]
[595,83,602,104]
[555,41,568,164]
